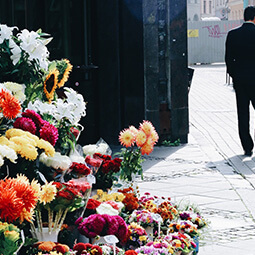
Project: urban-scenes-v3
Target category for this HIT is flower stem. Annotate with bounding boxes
[57,208,69,232]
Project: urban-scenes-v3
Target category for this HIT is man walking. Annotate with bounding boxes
[225,6,255,156]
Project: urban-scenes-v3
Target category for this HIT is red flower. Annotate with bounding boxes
[69,127,80,139]
[39,121,59,146]
[86,199,101,210]
[53,182,63,190]
[125,251,138,255]
[13,117,37,134]
[22,109,44,130]
[73,243,93,255]
[91,245,103,255]
[53,244,70,253]
[70,162,91,176]
[85,155,102,168]
[93,153,112,161]
[65,179,91,194]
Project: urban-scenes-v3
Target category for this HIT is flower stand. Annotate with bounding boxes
[31,227,59,242]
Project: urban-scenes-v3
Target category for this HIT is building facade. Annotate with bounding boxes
[187,0,201,21]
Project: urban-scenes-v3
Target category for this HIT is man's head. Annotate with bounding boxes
[244,6,255,22]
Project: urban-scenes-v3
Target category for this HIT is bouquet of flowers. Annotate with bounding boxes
[128,210,157,229]
[135,240,174,255]
[117,121,159,181]
[118,187,139,213]
[31,241,70,255]
[75,214,128,243]
[125,222,148,249]
[168,221,198,238]
[179,210,207,230]
[0,221,22,255]
[85,153,122,191]
[73,243,103,255]
[160,232,196,254]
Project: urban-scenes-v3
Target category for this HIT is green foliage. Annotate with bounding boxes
[162,138,181,147]
[117,147,144,181]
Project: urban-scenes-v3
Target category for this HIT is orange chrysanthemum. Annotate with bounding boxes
[0,183,23,222]
[135,130,147,147]
[150,130,159,144]
[139,120,155,136]
[0,89,21,119]
[43,69,59,103]
[57,59,73,88]
[129,125,138,136]
[119,128,135,147]
[140,137,154,155]
[37,241,56,252]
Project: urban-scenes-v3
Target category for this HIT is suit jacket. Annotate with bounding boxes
[225,22,255,85]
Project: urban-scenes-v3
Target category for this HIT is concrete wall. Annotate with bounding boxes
[188,20,242,64]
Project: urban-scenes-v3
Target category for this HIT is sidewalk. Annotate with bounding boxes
[138,64,255,255]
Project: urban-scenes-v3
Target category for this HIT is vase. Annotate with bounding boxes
[193,235,199,255]
[31,227,59,242]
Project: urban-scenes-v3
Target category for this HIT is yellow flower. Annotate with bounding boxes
[16,174,30,184]
[136,130,147,147]
[56,59,73,88]
[139,120,155,136]
[119,128,135,147]
[31,179,41,197]
[19,208,34,223]
[19,144,38,161]
[139,235,147,242]
[43,69,59,103]
[0,135,10,145]
[0,222,9,231]
[4,230,20,242]
[37,139,55,157]
[40,182,57,204]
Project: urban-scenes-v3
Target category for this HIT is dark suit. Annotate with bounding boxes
[225,22,255,153]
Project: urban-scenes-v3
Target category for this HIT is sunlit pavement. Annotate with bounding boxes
[138,64,255,255]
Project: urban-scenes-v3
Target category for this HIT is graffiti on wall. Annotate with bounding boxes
[202,24,226,38]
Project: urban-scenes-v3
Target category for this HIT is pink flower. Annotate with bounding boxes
[104,200,119,210]
[13,117,37,134]
[39,122,59,146]
[22,109,44,129]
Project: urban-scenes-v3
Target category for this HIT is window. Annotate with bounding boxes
[209,1,212,13]
[204,1,206,13]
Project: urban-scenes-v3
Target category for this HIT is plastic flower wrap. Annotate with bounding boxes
[117,120,159,181]
[0,221,22,255]
[88,153,122,191]
[75,214,128,242]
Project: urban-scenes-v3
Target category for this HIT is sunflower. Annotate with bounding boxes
[0,89,21,119]
[43,69,59,103]
[56,59,73,88]
[119,128,135,147]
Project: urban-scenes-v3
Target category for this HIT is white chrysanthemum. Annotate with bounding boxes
[0,155,4,167]
[96,203,119,216]
[3,82,26,102]
[0,144,18,163]
[0,24,17,44]
[83,144,98,156]
[39,152,72,171]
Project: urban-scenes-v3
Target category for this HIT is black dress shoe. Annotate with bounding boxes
[244,150,252,156]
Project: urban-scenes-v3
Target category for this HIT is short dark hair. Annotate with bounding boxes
[244,6,255,21]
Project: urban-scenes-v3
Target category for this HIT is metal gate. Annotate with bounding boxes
[188,20,242,64]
